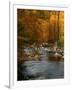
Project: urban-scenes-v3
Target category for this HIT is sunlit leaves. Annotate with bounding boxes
[17,9,64,46]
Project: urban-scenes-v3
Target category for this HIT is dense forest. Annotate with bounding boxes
[17,9,64,63]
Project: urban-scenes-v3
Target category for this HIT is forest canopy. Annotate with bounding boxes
[17,9,64,47]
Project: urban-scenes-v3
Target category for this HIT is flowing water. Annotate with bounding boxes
[18,47,64,80]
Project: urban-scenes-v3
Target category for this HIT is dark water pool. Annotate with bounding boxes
[18,57,64,80]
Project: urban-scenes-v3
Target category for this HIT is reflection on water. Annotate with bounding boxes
[18,47,64,80]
